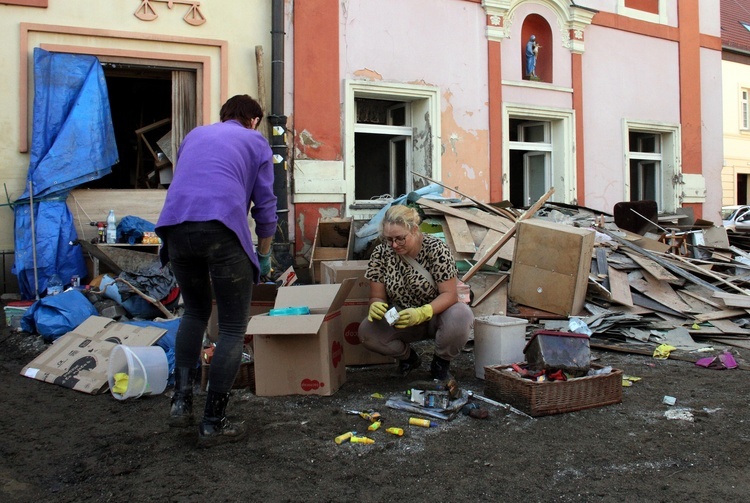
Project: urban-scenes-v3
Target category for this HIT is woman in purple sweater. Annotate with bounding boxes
[155,95,277,448]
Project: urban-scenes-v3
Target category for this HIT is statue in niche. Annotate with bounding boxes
[525,35,541,80]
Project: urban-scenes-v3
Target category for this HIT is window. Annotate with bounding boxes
[353,99,412,200]
[617,0,667,24]
[741,89,749,130]
[345,81,440,220]
[629,131,662,205]
[509,120,552,208]
[503,105,576,207]
[624,121,681,212]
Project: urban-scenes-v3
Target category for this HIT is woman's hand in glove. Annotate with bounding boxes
[257,250,272,276]
[368,301,389,322]
[395,304,433,328]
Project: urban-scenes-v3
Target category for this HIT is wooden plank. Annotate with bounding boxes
[711,291,750,308]
[416,198,512,233]
[607,266,633,306]
[694,309,749,322]
[707,318,750,336]
[677,288,723,310]
[473,229,503,261]
[623,250,680,283]
[472,274,508,307]
[410,171,516,221]
[461,187,555,282]
[444,215,476,254]
[639,269,692,313]
[598,227,722,292]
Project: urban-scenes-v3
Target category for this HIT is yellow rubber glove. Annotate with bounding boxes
[395,304,433,329]
[368,301,389,322]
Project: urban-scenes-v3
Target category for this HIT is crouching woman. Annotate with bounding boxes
[358,205,474,381]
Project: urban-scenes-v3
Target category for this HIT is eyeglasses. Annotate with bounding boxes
[382,235,408,246]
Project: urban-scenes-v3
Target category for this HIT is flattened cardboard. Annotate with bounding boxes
[20,316,166,395]
[247,279,356,396]
[509,219,595,316]
[321,260,394,366]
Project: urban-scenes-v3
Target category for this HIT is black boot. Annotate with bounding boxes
[430,355,453,381]
[197,390,247,448]
[395,347,421,377]
[169,366,197,428]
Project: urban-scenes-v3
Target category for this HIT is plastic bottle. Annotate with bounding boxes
[367,421,382,432]
[106,209,117,244]
[409,417,438,428]
[386,427,404,436]
[334,431,356,445]
[350,436,375,445]
[46,273,63,296]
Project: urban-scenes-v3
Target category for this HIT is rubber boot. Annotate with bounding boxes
[395,347,421,377]
[197,390,247,448]
[169,366,197,428]
[430,355,453,381]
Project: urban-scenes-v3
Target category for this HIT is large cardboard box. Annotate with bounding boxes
[508,219,595,316]
[310,217,354,283]
[246,279,355,396]
[20,316,167,394]
[207,283,278,351]
[321,260,394,366]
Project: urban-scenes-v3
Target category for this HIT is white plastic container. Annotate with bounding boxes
[473,315,528,379]
[107,345,168,400]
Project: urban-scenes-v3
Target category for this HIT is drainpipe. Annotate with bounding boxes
[268,0,293,273]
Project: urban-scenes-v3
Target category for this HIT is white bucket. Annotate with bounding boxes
[108,345,169,400]
[473,315,528,379]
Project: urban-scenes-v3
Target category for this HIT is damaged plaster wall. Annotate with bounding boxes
[341,0,491,201]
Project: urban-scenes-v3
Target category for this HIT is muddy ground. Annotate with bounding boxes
[1,305,749,503]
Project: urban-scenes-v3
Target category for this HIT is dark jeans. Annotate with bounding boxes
[164,221,254,394]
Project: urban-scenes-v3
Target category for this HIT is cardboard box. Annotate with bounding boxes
[509,219,595,316]
[20,316,167,394]
[207,283,278,350]
[321,260,394,366]
[310,217,354,283]
[246,279,355,396]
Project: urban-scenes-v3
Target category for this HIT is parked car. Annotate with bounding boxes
[721,205,750,232]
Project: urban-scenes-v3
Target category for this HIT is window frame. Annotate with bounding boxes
[623,120,681,213]
[741,88,749,131]
[345,80,441,220]
[503,104,576,205]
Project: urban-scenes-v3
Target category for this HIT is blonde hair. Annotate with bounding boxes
[380,205,421,234]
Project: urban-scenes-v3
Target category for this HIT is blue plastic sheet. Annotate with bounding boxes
[20,289,99,342]
[13,49,118,300]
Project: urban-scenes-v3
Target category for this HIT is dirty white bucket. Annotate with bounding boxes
[108,345,168,400]
[473,315,528,379]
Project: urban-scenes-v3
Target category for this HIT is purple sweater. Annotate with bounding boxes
[155,120,277,283]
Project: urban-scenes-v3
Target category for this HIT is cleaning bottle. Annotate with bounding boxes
[409,417,438,428]
[386,427,404,436]
[334,431,356,445]
[106,209,117,244]
[350,436,375,445]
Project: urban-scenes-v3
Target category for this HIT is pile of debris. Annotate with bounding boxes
[404,188,750,368]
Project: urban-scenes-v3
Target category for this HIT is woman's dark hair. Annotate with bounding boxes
[219,94,264,127]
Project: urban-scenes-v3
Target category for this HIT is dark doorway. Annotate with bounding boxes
[82,64,172,189]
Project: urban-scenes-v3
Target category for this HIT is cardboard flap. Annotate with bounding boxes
[247,313,326,335]
[273,278,356,313]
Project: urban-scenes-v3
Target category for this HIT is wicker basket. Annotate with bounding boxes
[484,363,622,417]
[201,362,255,392]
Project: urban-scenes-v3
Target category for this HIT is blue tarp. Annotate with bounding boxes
[13,48,119,299]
